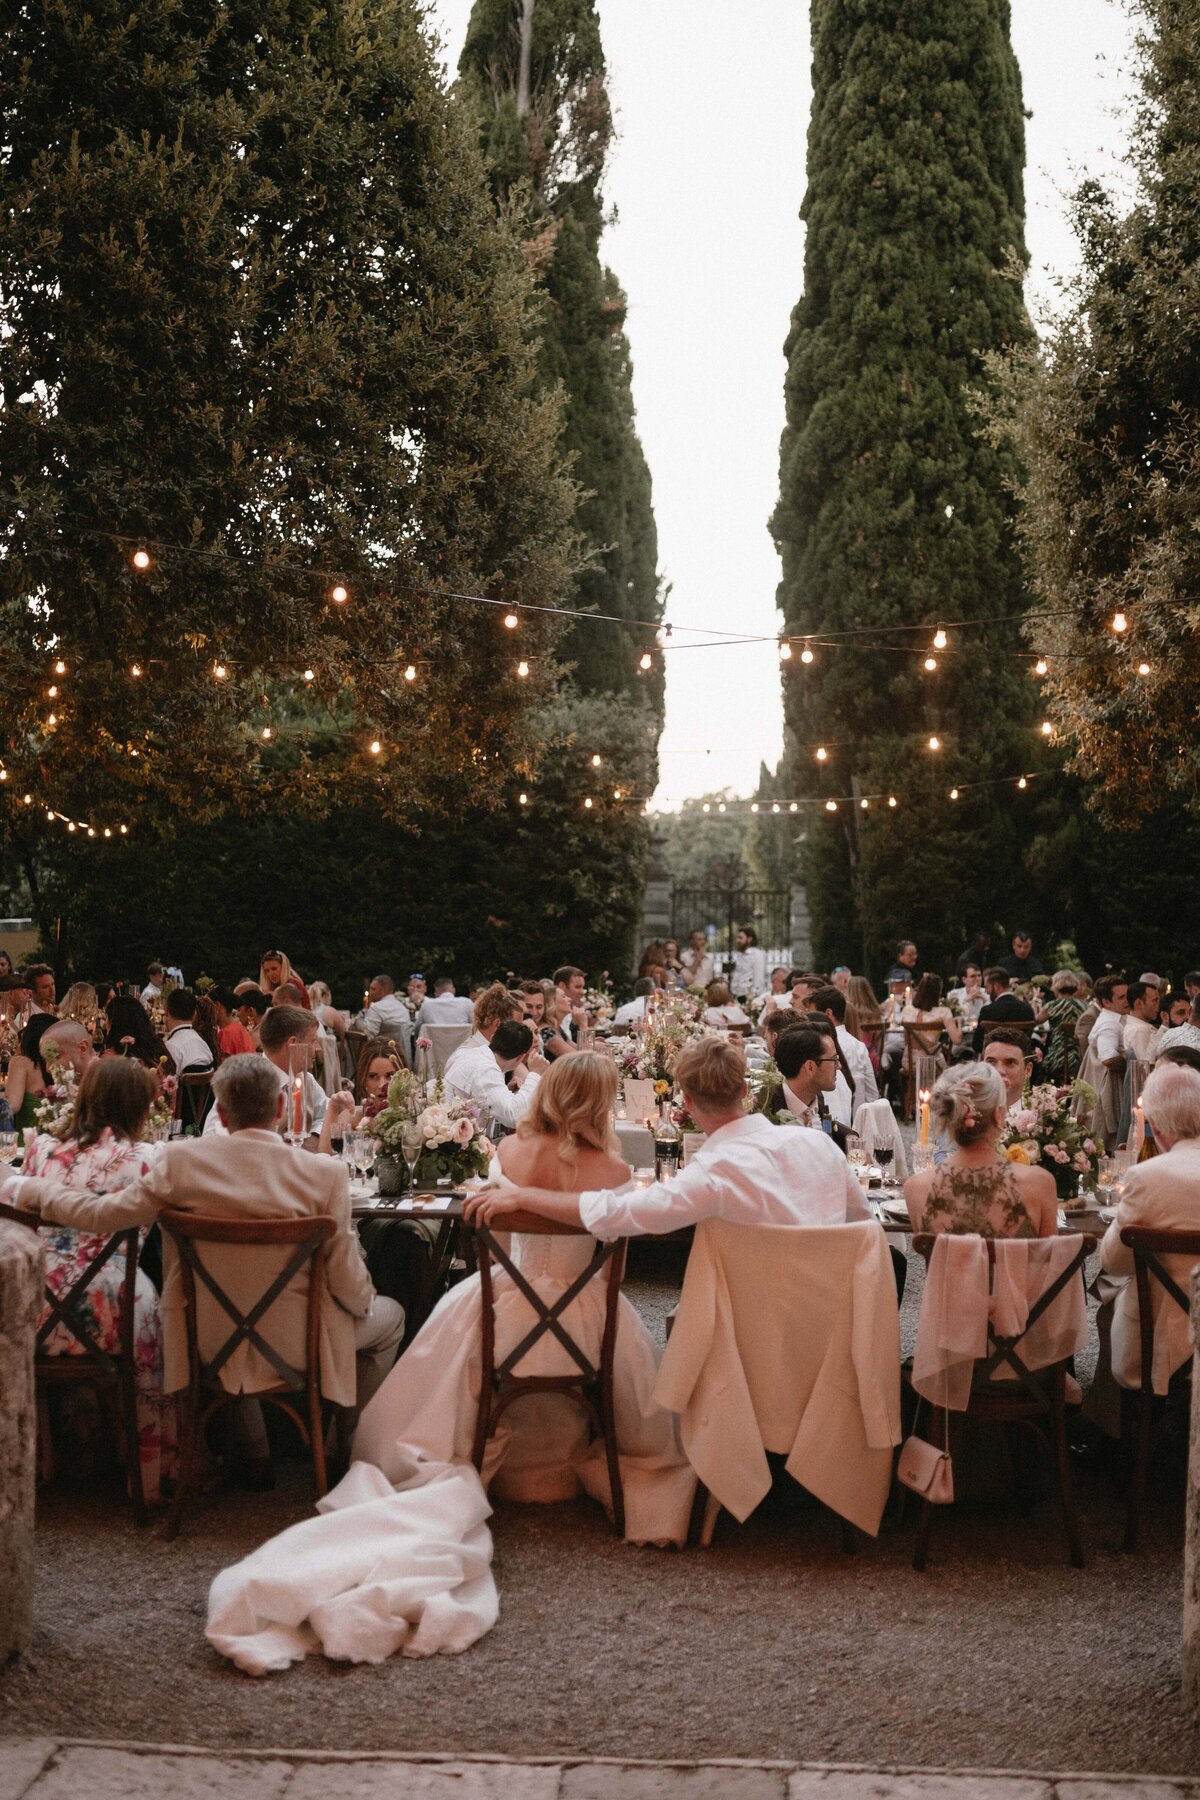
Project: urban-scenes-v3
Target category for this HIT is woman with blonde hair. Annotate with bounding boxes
[355,1052,692,1540]
[258,950,310,1008]
[903,1062,1057,1239]
[59,982,100,1035]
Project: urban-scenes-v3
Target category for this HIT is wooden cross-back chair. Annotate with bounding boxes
[472,1212,628,1537]
[0,1201,146,1523]
[1119,1225,1200,1553]
[907,1233,1096,1571]
[158,1209,337,1539]
[172,1070,214,1134]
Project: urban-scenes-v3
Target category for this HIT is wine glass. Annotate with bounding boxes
[874,1143,895,1186]
[401,1123,424,1198]
[357,1135,377,1194]
[0,1131,19,1168]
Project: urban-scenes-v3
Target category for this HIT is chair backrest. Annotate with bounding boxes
[1120,1225,1200,1394]
[0,1200,139,1374]
[423,1024,473,1074]
[859,1021,884,1057]
[159,1209,335,1392]
[473,1212,627,1389]
[173,1070,214,1133]
[902,1021,943,1067]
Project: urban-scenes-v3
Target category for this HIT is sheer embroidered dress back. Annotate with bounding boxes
[922,1163,1039,1240]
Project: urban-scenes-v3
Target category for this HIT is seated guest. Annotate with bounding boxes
[236,988,271,1047]
[24,962,58,1016]
[613,977,656,1027]
[20,1059,175,1500]
[259,950,310,1007]
[759,1006,804,1058]
[7,1054,404,1482]
[901,972,962,1054]
[103,994,166,1068]
[1160,990,1192,1033]
[946,964,986,1026]
[307,980,350,1042]
[767,1024,849,1141]
[4,1014,59,1132]
[1156,993,1200,1060]
[203,1004,331,1144]
[209,988,255,1059]
[356,975,413,1062]
[758,967,793,1016]
[354,1039,400,1116]
[58,982,99,1031]
[971,966,1036,1055]
[415,978,474,1030]
[1084,1063,1200,1438]
[444,983,546,1130]
[703,980,752,1030]
[553,965,589,1045]
[883,940,918,987]
[467,1036,869,1238]
[660,939,686,990]
[981,1029,1034,1111]
[679,929,715,990]
[37,1019,98,1099]
[903,1062,1057,1239]
[811,985,879,1113]
[163,988,215,1074]
[406,974,428,1011]
[831,965,852,994]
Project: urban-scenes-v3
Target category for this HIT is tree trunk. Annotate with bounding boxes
[515,0,535,118]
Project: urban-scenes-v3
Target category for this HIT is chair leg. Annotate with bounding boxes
[121,1367,148,1527]
[308,1383,327,1498]
[599,1376,624,1539]
[165,1383,202,1542]
[699,1489,722,1547]
[1052,1388,1084,1568]
[1123,1387,1154,1553]
[912,1497,935,1570]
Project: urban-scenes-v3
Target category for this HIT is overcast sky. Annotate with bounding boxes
[427,1,1141,810]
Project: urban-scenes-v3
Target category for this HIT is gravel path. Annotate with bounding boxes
[2,1237,1195,1776]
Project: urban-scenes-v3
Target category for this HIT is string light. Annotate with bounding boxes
[0,771,6,782]
[815,745,827,762]
[928,735,940,750]
[516,660,530,679]
[369,740,381,755]
[789,802,798,813]
[214,662,227,680]
[1041,720,1053,736]
[404,664,417,682]
[23,794,31,805]
[702,802,711,813]
[933,625,948,650]
[68,821,76,833]
[825,799,837,812]
[1137,661,1151,676]
[638,651,653,672]
[591,754,602,767]
[800,646,814,664]
[261,726,272,740]
[130,664,142,677]
[54,660,66,675]
[860,798,869,810]
[120,825,127,834]
[772,802,781,814]
[103,827,112,838]
[1112,611,1128,633]
[750,803,759,813]
[950,787,959,800]
[504,609,519,630]
[583,797,593,809]
[518,792,528,805]
[779,640,793,661]
[46,713,57,726]
[613,788,623,800]
[1035,656,1048,675]
[1018,775,1027,789]
[131,547,151,571]
[303,668,315,683]
[923,657,938,672]
[330,583,348,604]
[718,802,727,813]
[47,685,58,698]
[888,795,897,808]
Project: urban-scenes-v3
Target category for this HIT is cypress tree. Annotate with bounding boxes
[772,0,1042,979]
[459,0,663,704]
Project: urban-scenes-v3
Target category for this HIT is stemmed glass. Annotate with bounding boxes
[401,1122,424,1199]
[0,1131,19,1168]
[357,1134,377,1192]
[342,1130,363,1187]
[874,1143,895,1186]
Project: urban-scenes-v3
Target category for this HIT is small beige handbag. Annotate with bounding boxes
[897,1429,954,1504]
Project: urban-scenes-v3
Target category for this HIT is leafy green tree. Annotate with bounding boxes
[771,0,1044,980]
[0,0,576,853]
[459,0,663,704]
[982,0,1200,819]
[655,794,753,895]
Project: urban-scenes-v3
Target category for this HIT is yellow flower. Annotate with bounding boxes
[1006,1144,1030,1164]
[654,1080,669,1098]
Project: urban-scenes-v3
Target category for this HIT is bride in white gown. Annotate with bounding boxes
[353,1051,696,1545]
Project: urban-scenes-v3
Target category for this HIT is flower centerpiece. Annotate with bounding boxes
[1002,1080,1100,1202]
[614,1004,704,1103]
[363,1071,489,1190]
[32,1041,80,1138]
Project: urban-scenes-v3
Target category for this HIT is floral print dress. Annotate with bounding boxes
[24,1128,177,1500]
[921,1163,1039,1239]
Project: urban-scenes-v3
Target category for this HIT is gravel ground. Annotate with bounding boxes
[2,1236,1196,1776]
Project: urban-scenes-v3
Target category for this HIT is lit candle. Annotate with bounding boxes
[362,988,369,1012]
[904,984,912,1010]
[919,1090,931,1146]
[292,1075,304,1137]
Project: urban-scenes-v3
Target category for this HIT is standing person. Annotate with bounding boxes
[883,940,918,987]
[955,929,992,978]
[163,990,215,1073]
[140,963,165,1006]
[258,951,311,1008]
[729,927,767,1001]
[680,929,715,990]
[1122,979,1163,1067]
[998,930,1044,982]
[971,967,1036,1054]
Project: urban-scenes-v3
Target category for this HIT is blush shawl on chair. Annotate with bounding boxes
[653,1218,902,1536]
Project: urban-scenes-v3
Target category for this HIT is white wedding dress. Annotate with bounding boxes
[206,1179,695,1676]
[354,1177,697,1542]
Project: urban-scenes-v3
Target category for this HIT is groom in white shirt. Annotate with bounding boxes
[466,1036,868,1239]
[444,981,547,1131]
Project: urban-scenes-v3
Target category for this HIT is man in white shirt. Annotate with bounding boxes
[729,927,767,1001]
[1121,979,1162,1066]
[415,978,474,1030]
[163,988,214,1073]
[613,978,654,1026]
[680,929,715,991]
[140,962,165,1005]
[203,1003,328,1143]
[771,1022,853,1136]
[466,1035,867,1238]
[552,964,589,1045]
[1087,974,1129,1069]
[356,975,413,1060]
[811,984,879,1113]
[1155,994,1200,1061]
[444,982,546,1130]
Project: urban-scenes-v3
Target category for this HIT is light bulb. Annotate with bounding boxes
[584,797,593,810]
[68,821,76,832]
[369,740,381,755]
[518,792,528,805]
[789,802,798,813]
[131,664,141,677]
[330,583,348,604]
[404,664,417,682]
[933,625,947,650]
[54,660,66,675]
[45,809,53,820]
[47,712,57,726]
[261,726,272,740]
[119,824,128,834]
[132,547,151,570]
[0,770,6,782]
[1112,611,1127,632]
[888,795,897,808]
[924,657,938,672]
[816,746,827,762]
[772,802,781,814]
[48,685,57,698]
[750,802,759,813]
[702,802,711,813]
[304,668,315,683]
[24,793,32,804]
[1137,661,1151,676]
[638,651,652,671]
[928,735,940,750]
[87,827,95,838]
[718,802,726,813]
[614,789,623,800]
[1035,657,1048,675]
[1041,720,1053,736]
[591,754,602,767]
[103,827,112,838]
[1018,775,1028,789]
[504,611,519,630]
[860,797,869,810]
[214,662,227,679]
[825,799,837,812]
[950,787,959,800]
[779,641,793,661]
[517,660,529,678]
[800,646,814,664]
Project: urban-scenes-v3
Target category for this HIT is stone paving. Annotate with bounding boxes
[2,1744,1199,1800]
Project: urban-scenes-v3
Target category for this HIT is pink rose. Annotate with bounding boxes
[1082,1139,1096,1154]
[417,1036,433,1050]
[453,1116,473,1146]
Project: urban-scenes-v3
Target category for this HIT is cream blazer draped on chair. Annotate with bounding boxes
[653,1218,901,1536]
[19,1129,374,1407]
[1098,1138,1200,1392]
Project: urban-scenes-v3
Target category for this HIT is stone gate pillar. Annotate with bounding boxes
[0,1219,42,1661]
[637,828,672,974]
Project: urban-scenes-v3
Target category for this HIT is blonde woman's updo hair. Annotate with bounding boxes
[1051,969,1080,995]
[517,1051,619,1165]
[929,1061,1006,1148]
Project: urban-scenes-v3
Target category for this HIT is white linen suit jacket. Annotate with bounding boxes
[19,1128,374,1406]
[1098,1137,1200,1392]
